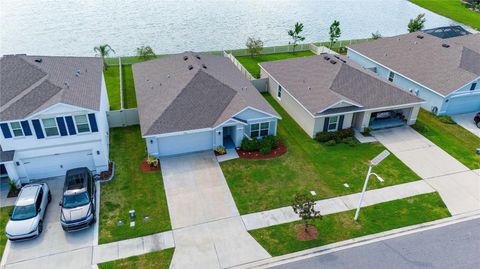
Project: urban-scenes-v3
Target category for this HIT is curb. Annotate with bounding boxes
[229,210,480,269]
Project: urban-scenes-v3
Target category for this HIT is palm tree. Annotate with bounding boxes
[94,44,115,69]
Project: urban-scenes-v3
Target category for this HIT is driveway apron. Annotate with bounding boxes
[160,151,270,269]
[373,126,480,215]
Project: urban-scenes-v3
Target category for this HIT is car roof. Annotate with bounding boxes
[16,184,41,206]
[64,167,90,192]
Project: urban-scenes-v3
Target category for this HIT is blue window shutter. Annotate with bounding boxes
[88,113,98,132]
[338,115,344,131]
[65,116,77,135]
[31,119,45,139]
[470,83,477,91]
[323,117,330,132]
[56,117,68,136]
[0,123,12,138]
[21,121,32,136]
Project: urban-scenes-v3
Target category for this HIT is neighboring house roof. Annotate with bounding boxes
[422,26,471,39]
[259,54,423,116]
[0,55,104,121]
[349,32,480,96]
[0,145,14,162]
[133,52,280,136]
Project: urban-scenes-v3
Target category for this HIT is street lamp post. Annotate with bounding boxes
[354,150,390,221]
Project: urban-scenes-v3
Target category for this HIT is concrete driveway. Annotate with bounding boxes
[1,177,96,269]
[160,151,270,269]
[452,112,480,138]
[373,126,480,215]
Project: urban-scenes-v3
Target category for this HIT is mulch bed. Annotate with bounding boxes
[140,160,161,172]
[236,143,287,160]
[295,224,318,241]
[99,162,114,180]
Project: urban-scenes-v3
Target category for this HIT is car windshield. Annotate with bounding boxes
[62,192,90,208]
[11,204,37,220]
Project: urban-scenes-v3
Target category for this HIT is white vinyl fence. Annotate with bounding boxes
[107,108,139,128]
[224,52,255,80]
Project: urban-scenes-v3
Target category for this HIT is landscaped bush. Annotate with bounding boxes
[241,138,260,152]
[315,128,354,143]
[262,135,279,149]
[361,127,372,136]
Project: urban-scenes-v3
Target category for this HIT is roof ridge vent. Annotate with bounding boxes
[416,35,424,39]
[202,64,207,69]
[183,56,188,61]
[196,55,201,60]
[188,65,193,70]
[34,58,42,63]
[442,43,450,48]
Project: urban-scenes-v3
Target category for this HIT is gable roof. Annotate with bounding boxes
[260,54,423,116]
[133,52,280,136]
[0,55,104,121]
[349,32,480,96]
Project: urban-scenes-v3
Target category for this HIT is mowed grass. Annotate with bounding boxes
[410,0,480,30]
[412,109,480,170]
[104,66,121,110]
[236,51,315,78]
[99,126,170,244]
[221,94,420,214]
[98,248,174,269]
[1,206,13,258]
[122,65,137,109]
[250,192,450,256]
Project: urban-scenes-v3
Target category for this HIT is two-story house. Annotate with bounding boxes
[348,32,480,115]
[0,55,110,184]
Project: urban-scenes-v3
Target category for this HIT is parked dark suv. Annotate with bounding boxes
[60,168,96,232]
[475,112,480,128]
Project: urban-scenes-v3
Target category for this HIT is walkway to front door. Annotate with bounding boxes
[160,151,270,269]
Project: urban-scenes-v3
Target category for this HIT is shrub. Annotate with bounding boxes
[262,135,279,149]
[8,178,18,193]
[362,127,372,136]
[259,145,272,154]
[215,146,226,155]
[315,128,354,143]
[325,140,336,146]
[241,138,260,152]
[438,115,456,124]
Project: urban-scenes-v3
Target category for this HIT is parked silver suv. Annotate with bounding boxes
[6,183,51,241]
[59,168,96,232]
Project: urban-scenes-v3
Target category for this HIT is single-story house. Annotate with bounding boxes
[133,52,280,157]
[259,54,424,138]
[348,32,480,115]
[0,55,110,183]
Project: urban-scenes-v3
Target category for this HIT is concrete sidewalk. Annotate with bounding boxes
[373,126,480,215]
[242,180,435,230]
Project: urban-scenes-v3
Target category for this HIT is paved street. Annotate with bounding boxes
[273,219,480,269]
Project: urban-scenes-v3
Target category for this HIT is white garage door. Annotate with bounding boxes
[445,95,480,115]
[157,130,213,156]
[23,150,95,180]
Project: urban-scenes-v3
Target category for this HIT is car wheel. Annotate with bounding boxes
[38,220,43,234]
[48,191,52,203]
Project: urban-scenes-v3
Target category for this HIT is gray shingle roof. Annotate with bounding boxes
[349,32,480,96]
[0,55,104,121]
[0,146,14,162]
[260,54,423,115]
[133,52,280,136]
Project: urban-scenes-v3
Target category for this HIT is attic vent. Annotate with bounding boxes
[323,56,330,61]
[64,81,70,88]
[330,60,337,64]
[183,56,188,61]
[308,87,311,91]
[202,64,207,69]
[442,43,450,48]
[416,35,424,39]
[196,55,201,60]
[187,65,194,70]
[75,70,81,77]
[34,58,42,63]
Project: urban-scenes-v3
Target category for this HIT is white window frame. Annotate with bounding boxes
[250,122,270,138]
[41,118,60,137]
[277,85,282,100]
[9,121,24,137]
[328,116,339,132]
[73,114,91,134]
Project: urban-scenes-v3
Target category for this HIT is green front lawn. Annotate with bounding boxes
[1,206,13,258]
[122,65,137,109]
[236,51,315,78]
[410,0,480,30]
[104,66,121,110]
[221,94,420,214]
[98,248,174,269]
[250,192,450,256]
[412,109,480,169]
[99,126,170,244]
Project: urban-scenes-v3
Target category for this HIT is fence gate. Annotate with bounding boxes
[107,108,139,128]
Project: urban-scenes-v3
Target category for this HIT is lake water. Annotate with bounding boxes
[0,0,459,56]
